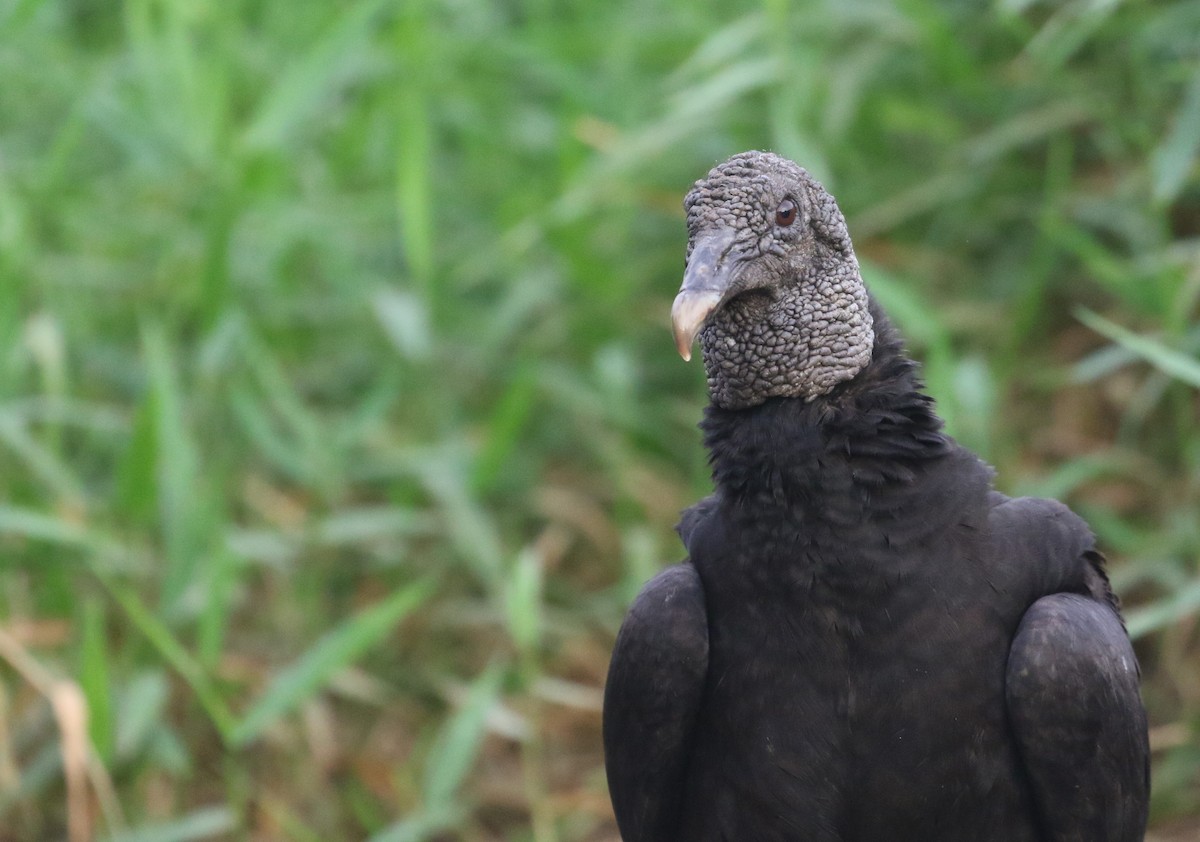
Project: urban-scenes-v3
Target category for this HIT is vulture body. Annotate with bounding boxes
[603,152,1149,842]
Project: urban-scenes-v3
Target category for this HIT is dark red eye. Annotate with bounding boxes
[775,198,797,227]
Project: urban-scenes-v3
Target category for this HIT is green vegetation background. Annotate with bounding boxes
[2,0,1199,839]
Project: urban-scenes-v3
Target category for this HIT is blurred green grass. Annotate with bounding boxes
[1,0,1198,839]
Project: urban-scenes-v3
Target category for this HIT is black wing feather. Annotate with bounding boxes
[1007,592,1150,842]
[603,563,709,842]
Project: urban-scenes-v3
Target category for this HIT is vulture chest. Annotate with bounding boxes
[676,501,1041,842]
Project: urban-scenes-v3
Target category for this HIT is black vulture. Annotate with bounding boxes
[603,151,1150,842]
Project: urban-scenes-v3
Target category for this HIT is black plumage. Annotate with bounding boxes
[603,152,1149,842]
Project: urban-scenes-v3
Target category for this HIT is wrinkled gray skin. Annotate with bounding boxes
[678,151,874,409]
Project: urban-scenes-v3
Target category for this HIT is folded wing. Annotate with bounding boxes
[603,564,709,842]
[1007,590,1150,842]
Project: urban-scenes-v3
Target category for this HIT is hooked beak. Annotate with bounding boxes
[671,228,740,361]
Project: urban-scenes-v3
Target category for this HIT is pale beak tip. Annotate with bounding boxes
[670,290,721,363]
[672,324,694,361]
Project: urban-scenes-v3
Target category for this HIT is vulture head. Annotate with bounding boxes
[673,151,875,409]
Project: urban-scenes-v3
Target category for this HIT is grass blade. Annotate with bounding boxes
[102,806,237,842]
[242,0,392,150]
[1077,309,1200,389]
[1126,578,1200,640]
[98,576,236,742]
[229,579,435,747]
[366,807,459,842]
[140,323,204,612]
[422,663,506,810]
[505,549,542,657]
[80,597,114,762]
[0,504,90,548]
[1153,65,1200,203]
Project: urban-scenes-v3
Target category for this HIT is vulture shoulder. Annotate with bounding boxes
[602,561,709,842]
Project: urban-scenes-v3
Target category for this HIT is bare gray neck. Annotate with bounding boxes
[699,257,875,410]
